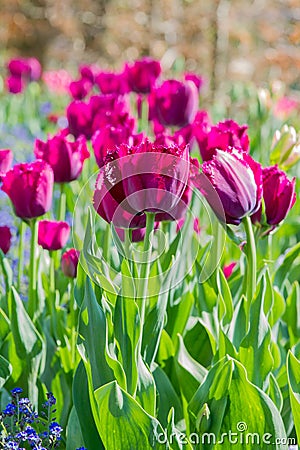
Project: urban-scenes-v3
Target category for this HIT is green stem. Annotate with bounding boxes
[28,219,38,318]
[58,183,66,222]
[103,223,111,264]
[138,212,155,328]
[49,251,58,339]
[243,216,257,302]
[138,95,149,134]
[17,221,25,290]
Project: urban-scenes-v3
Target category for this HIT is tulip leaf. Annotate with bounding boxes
[283,282,300,347]
[66,406,86,450]
[78,277,125,390]
[166,408,193,450]
[94,380,168,449]
[287,351,300,444]
[153,365,183,427]
[0,355,12,389]
[73,361,104,450]
[174,334,207,402]
[274,241,300,288]
[238,275,274,388]
[189,356,288,450]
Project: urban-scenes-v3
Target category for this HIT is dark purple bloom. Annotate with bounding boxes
[95,71,128,95]
[194,119,250,162]
[34,131,90,183]
[152,79,198,127]
[2,160,54,220]
[69,79,92,100]
[197,148,262,225]
[251,165,296,226]
[6,75,24,94]
[61,248,80,278]
[124,57,161,94]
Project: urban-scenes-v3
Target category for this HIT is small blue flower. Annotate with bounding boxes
[3,403,16,416]
[49,421,63,438]
[11,387,23,396]
[4,440,19,450]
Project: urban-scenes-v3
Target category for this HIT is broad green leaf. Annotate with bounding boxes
[274,241,300,288]
[287,351,300,444]
[168,292,194,342]
[227,296,248,349]
[114,294,140,395]
[267,373,283,413]
[189,356,288,450]
[136,357,156,416]
[0,355,11,389]
[283,282,300,347]
[94,381,168,449]
[216,268,233,326]
[73,361,104,450]
[0,250,13,296]
[184,320,213,367]
[79,277,125,389]
[153,365,183,427]
[66,407,85,450]
[174,335,207,402]
[9,287,44,360]
[238,276,274,388]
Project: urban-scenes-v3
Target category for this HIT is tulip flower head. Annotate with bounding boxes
[93,140,191,229]
[38,220,70,251]
[198,148,262,225]
[152,79,198,128]
[0,226,12,254]
[194,119,249,162]
[61,248,80,278]
[251,165,296,228]
[34,132,90,183]
[125,58,161,94]
[1,160,54,220]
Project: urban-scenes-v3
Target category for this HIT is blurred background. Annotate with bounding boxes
[1,0,300,100]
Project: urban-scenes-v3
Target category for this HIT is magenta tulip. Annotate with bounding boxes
[125,58,161,94]
[251,165,296,226]
[69,79,92,100]
[61,248,80,278]
[34,132,90,183]
[1,160,54,220]
[0,226,12,254]
[79,64,98,83]
[66,100,93,139]
[0,149,13,178]
[184,73,204,91]
[194,119,249,162]
[38,220,70,251]
[152,79,198,127]
[198,148,262,225]
[93,140,191,228]
[6,76,24,94]
[95,71,128,95]
[223,262,237,279]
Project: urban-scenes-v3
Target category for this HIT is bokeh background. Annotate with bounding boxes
[1,0,300,102]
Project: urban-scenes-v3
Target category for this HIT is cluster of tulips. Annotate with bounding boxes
[1,57,297,263]
[0,55,300,449]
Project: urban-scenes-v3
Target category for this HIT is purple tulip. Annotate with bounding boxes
[251,165,296,226]
[34,131,90,183]
[79,64,98,83]
[69,79,92,100]
[125,58,161,94]
[95,71,128,95]
[61,248,80,278]
[1,160,54,220]
[92,126,143,168]
[38,220,70,251]
[194,119,250,162]
[67,100,93,139]
[152,79,198,127]
[184,73,204,91]
[198,148,262,225]
[6,76,24,94]
[93,140,191,228]
[0,226,12,254]
[0,149,13,178]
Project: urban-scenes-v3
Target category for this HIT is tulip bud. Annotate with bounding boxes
[251,165,296,227]
[152,79,198,127]
[61,248,80,278]
[38,220,70,251]
[125,58,161,94]
[0,226,12,254]
[1,160,54,220]
[270,125,300,169]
